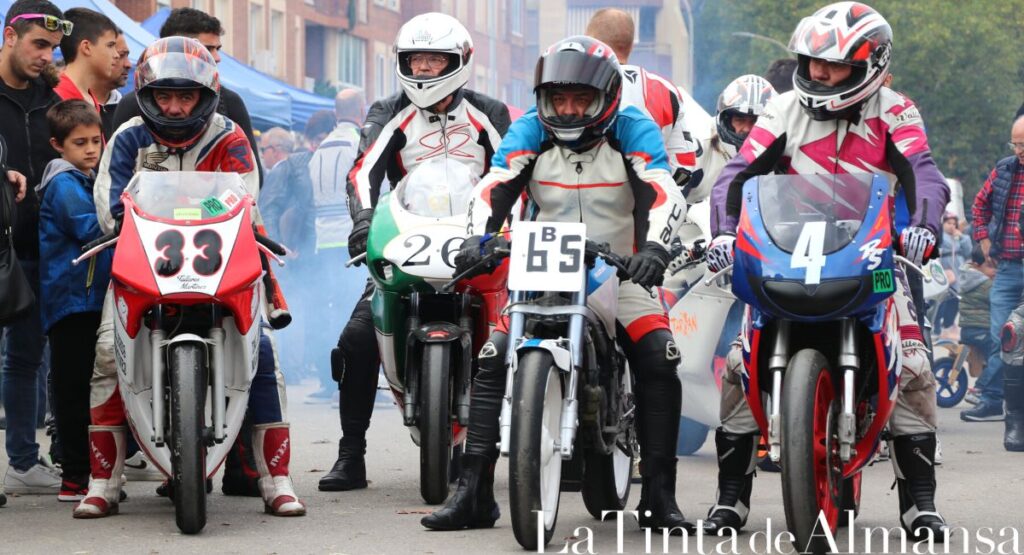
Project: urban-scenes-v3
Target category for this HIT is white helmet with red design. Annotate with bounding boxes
[789,1,892,120]
[716,74,776,148]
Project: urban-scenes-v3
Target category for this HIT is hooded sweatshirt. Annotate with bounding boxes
[37,158,112,333]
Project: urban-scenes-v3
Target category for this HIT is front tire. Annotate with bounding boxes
[581,365,634,518]
[419,343,453,505]
[169,342,208,535]
[780,349,843,555]
[510,350,564,550]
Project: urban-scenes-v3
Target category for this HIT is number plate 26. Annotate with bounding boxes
[509,221,586,292]
[382,224,466,279]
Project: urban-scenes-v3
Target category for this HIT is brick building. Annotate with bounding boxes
[113,0,531,106]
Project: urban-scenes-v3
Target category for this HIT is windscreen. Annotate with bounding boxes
[399,158,478,218]
[756,173,874,254]
[127,171,250,221]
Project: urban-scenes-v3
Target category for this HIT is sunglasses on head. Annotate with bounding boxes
[7,13,74,36]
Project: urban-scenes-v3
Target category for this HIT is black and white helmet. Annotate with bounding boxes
[393,12,473,109]
[789,1,892,120]
[716,74,775,149]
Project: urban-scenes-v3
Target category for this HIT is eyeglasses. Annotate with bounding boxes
[7,13,74,36]
[1009,142,1024,152]
[260,144,282,154]
[407,53,448,69]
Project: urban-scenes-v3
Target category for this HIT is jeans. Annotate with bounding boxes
[979,260,1024,404]
[1,259,48,471]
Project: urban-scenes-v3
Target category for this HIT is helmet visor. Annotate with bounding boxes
[534,47,619,93]
[136,51,219,92]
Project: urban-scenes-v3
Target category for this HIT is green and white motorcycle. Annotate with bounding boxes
[363,159,509,504]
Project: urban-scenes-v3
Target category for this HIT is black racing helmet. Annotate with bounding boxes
[534,36,621,152]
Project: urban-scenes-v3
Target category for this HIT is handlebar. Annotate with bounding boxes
[703,264,734,287]
[254,232,287,257]
[894,255,932,283]
[346,252,367,268]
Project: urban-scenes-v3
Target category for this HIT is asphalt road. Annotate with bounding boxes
[2,383,1022,555]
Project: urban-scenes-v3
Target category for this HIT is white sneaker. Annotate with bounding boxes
[4,460,62,494]
[123,451,165,481]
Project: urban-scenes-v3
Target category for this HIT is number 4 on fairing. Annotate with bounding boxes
[508,221,586,292]
[791,221,827,285]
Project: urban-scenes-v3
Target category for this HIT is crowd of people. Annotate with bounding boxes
[0,0,1021,547]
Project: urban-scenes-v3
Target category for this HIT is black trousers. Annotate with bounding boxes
[336,279,380,442]
[48,311,101,481]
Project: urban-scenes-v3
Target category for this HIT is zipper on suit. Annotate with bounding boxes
[575,161,584,225]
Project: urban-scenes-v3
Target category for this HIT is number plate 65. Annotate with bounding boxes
[509,221,586,292]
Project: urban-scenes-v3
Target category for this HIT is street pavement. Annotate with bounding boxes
[2,382,1022,555]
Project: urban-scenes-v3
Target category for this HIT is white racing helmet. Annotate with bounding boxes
[716,74,775,148]
[789,1,892,120]
[394,12,473,109]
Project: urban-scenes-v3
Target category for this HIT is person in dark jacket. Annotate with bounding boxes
[0,0,66,497]
[110,8,263,187]
[37,100,112,501]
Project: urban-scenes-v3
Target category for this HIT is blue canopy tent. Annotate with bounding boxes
[143,7,333,130]
[1,0,293,129]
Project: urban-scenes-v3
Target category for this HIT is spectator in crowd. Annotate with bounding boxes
[963,115,1024,422]
[111,7,263,187]
[37,100,111,501]
[259,110,335,391]
[0,0,66,497]
[937,211,972,334]
[259,127,294,175]
[960,245,995,405]
[763,57,797,93]
[53,8,120,116]
[303,88,367,403]
[96,31,130,137]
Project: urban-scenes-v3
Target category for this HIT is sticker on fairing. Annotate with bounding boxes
[201,196,227,216]
[173,207,202,220]
[872,269,894,293]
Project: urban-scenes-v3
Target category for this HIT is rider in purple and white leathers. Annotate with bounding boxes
[703,2,950,541]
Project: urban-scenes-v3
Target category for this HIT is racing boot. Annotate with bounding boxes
[420,453,500,530]
[253,423,306,516]
[73,426,126,518]
[222,418,261,496]
[1004,365,1024,452]
[891,433,948,542]
[318,437,367,491]
[636,457,694,534]
[703,430,758,535]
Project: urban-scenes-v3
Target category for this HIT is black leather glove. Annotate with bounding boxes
[454,234,507,277]
[347,209,374,261]
[625,241,671,288]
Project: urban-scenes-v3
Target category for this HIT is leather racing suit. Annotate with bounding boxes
[620,64,698,187]
[463,105,687,487]
[324,88,510,487]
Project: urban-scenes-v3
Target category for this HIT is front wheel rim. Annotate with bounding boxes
[539,369,563,530]
[812,369,841,530]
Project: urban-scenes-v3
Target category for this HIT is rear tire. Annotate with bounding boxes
[169,342,208,535]
[581,366,634,518]
[780,349,842,555]
[510,350,563,550]
[419,343,453,505]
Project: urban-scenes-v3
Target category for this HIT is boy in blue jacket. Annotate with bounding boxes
[37,100,111,501]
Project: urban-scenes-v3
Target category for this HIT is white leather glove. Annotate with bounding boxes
[899,227,937,266]
[706,234,736,273]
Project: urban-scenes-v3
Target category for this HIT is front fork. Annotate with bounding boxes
[765,318,858,463]
[499,289,586,460]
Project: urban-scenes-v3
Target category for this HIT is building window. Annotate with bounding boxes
[508,0,522,36]
[156,0,170,7]
[270,10,284,77]
[566,6,640,41]
[338,33,366,88]
[356,0,368,23]
[249,3,265,67]
[374,0,400,11]
[375,53,386,100]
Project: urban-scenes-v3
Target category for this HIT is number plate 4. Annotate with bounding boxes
[509,221,586,292]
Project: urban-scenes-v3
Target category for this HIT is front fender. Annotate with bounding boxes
[517,338,572,372]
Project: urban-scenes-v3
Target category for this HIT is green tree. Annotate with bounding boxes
[693,0,1024,201]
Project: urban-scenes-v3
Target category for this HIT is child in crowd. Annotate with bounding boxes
[959,244,995,401]
[37,100,112,501]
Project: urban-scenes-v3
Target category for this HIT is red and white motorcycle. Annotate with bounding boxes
[76,171,285,534]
